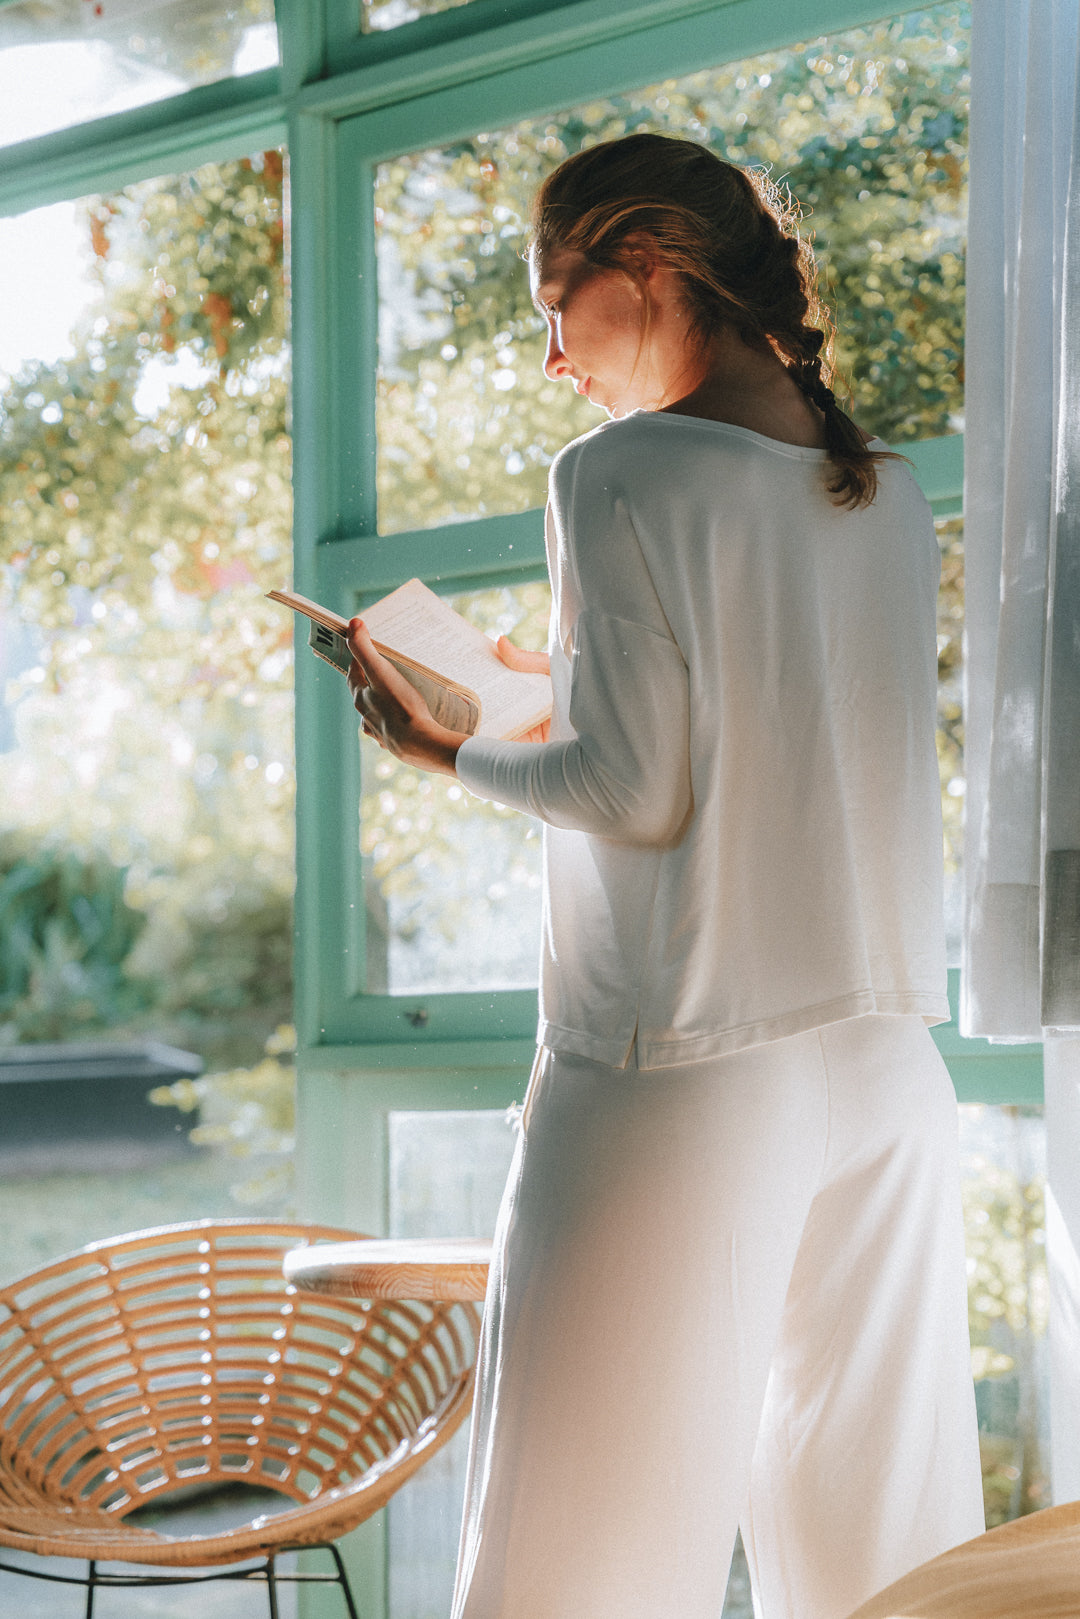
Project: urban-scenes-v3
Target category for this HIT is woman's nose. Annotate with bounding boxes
[543,325,571,380]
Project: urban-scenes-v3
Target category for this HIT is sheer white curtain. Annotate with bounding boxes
[963,0,1080,1502]
[963,0,1080,1041]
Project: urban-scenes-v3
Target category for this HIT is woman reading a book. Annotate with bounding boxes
[346,133,983,1619]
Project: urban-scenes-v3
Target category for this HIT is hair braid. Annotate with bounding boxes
[531,134,905,509]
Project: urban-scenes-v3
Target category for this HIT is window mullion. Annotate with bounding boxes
[315,513,547,606]
[277,0,332,95]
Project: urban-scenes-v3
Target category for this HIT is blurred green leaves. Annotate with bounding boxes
[0,151,293,1062]
[0,834,148,1041]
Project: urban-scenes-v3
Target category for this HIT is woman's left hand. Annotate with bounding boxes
[347,618,467,776]
[494,635,552,743]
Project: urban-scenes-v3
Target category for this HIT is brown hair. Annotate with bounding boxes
[531,132,901,509]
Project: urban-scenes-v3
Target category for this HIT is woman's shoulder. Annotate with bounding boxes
[550,412,825,511]
[550,412,685,488]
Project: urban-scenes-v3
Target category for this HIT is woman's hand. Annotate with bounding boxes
[347,618,467,776]
[496,635,552,743]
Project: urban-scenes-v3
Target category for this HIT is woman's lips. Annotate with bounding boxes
[574,377,591,398]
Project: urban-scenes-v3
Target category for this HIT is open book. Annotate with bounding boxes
[267,579,552,742]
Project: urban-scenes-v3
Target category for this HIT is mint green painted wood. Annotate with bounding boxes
[296,1049,526,1230]
[332,156,380,540]
[327,0,938,163]
[324,0,750,83]
[0,70,285,217]
[904,433,965,518]
[316,512,547,602]
[303,1038,538,1070]
[309,0,933,123]
[278,0,331,96]
[935,968,1044,1103]
[289,107,352,1053]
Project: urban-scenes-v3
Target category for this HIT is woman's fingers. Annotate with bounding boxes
[495,634,550,676]
[348,619,403,698]
[348,621,421,715]
[346,618,464,776]
[348,617,442,762]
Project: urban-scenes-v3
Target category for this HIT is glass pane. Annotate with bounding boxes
[375,3,967,535]
[0,150,295,1277]
[960,1104,1049,1525]
[362,0,475,33]
[0,0,278,150]
[360,580,549,994]
[937,516,963,962]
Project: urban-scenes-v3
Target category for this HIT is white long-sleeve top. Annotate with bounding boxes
[456,412,949,1069]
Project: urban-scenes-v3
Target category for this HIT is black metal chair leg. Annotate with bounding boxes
[265,1552,280,1619]
[85,1559,96,1619]
[326,1542,361,1619]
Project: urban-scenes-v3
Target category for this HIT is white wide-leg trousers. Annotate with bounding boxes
[451,1014,985,1619]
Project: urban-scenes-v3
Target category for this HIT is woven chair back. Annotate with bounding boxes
[0,1219,481,1564]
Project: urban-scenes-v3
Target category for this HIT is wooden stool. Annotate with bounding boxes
[283,1237,492,1302]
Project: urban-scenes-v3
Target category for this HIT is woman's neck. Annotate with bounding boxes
[659,327,826,450]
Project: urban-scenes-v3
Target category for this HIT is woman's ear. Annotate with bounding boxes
[621,231,660,284]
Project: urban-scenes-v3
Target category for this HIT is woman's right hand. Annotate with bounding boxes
[496,635,551,743]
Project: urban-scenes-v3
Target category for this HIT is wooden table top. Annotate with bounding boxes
[283,1237,492,1302]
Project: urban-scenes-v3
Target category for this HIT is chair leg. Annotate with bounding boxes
[266,1552,280,1619]
[326,1543,361,1619]
[85,1559,96,1619]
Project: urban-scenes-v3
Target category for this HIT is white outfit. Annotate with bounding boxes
[457,415,950,1068]
[451,417,984,1619]
[451,1019,983,1619]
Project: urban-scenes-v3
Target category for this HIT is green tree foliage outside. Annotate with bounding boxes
[1,149,292,1064]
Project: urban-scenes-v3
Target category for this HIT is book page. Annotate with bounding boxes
[362,580,551,741]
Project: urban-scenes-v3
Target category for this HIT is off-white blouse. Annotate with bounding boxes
[456,412,949,1069]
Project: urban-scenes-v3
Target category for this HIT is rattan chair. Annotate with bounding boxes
[0,1218,482,1616]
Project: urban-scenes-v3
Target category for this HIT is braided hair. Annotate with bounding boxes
[531,133,901,509]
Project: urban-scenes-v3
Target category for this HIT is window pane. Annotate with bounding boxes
[362,0,475,33]
[0,152,294,1263]
[960,1104,1049,1525]
[360,581,548,994]
[0,0,278,150]
[937,516,963,962]
[375,2,967,535]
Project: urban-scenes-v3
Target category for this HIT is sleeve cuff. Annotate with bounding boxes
[455,734,519,803]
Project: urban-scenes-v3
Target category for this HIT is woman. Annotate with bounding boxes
[347,133,984,1619]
